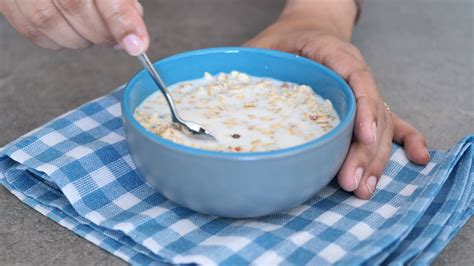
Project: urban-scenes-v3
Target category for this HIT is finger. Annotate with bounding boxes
[311,48,381,145]
[96,0,149,56]
[350,68,382,145]
[353,122,394,199]
[339,43,366,63]
[16,0,91,49]
[110,0,141,48]
[354,94,378,145]
[243,34,286,50]
[2,0,62,50]
[392,114,430,165]
[337,141,376,192]
[53,0,114,46]
[337,143,369,192]
[337,104,391,193]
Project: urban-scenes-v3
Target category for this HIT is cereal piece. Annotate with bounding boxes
[251,139,262,145]
[298,85,312,94]
[244,103,256,109]
[149,113,159,123]
[223,118,238,127]
[260,116,273,121]
[270,123,281,129]
[233,94,245,100]
[256,127,273,135]
[218,73,227,81]
[204,72,213,80]
[237,73,250,82]
[217,94,226,104]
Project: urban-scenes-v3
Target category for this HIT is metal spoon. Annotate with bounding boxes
[137,53,216,141]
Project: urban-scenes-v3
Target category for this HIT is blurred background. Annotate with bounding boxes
[0,0,472,264]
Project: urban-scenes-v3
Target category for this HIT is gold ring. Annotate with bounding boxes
[383,102,391,113]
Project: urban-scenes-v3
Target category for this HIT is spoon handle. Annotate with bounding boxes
[137,53,180,123]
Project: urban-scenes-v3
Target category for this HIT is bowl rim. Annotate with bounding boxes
[122,47,356,160]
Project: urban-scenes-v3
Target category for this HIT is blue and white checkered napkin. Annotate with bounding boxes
[1,88,472,265]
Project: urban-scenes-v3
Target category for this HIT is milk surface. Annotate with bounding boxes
[134,71,340,152]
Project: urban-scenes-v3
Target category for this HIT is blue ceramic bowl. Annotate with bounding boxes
[122,47,355,218]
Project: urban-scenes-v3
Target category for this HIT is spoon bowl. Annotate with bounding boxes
[172,120,217,142]
[137,53,216,141]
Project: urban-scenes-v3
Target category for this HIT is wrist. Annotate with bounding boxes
[278,0,358,41]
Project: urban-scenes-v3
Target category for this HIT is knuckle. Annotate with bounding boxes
[71,40,92,50]
[28,6,59,28]
[305,35,338,56]
[404,131,419,142]
[369,154,390,174]
[375,101,386,117]
[350,67,372,82]
[50,46,63,51]
[384,108,393,123]
[103,3,132,25]
[96,37,116,47]
[19,26,43,42]
[54,0,85,14]
[394,125,410,140]
[418,132,427,142]
[386,138,393,151]
[367,168,383,178]
[367,146,378,159]
[353,142,375,161]
[385,118,395,136]
[347,45,364,61]
[407,130,424,142]
[356,95,377,114]
[317,35,338,46]
[244,36,274,49]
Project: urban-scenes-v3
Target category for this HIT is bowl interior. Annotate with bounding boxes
[123,47,355,155]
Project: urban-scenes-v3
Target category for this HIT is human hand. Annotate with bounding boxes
[245,18,430,199]
[0,0,148,55]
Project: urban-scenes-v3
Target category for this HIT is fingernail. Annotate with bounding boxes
[113,43,122,50]
[366,176,377,195]
[371,121,377,143]
[354,167,363,190]
[122,34,144,56]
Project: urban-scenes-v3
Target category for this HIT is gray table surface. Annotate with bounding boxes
[0,0,472,265]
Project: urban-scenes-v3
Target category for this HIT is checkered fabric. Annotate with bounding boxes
[1,88,472,265]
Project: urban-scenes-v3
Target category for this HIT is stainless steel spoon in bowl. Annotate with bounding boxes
[137,53,216,141]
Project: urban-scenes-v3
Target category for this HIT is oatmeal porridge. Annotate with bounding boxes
[134,71,340,152]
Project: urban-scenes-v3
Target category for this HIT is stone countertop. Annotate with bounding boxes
[0,0,472,265]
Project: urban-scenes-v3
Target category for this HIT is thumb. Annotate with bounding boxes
[97,0,149,56]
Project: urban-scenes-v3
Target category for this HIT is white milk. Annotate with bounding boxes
[134,71,340,152]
